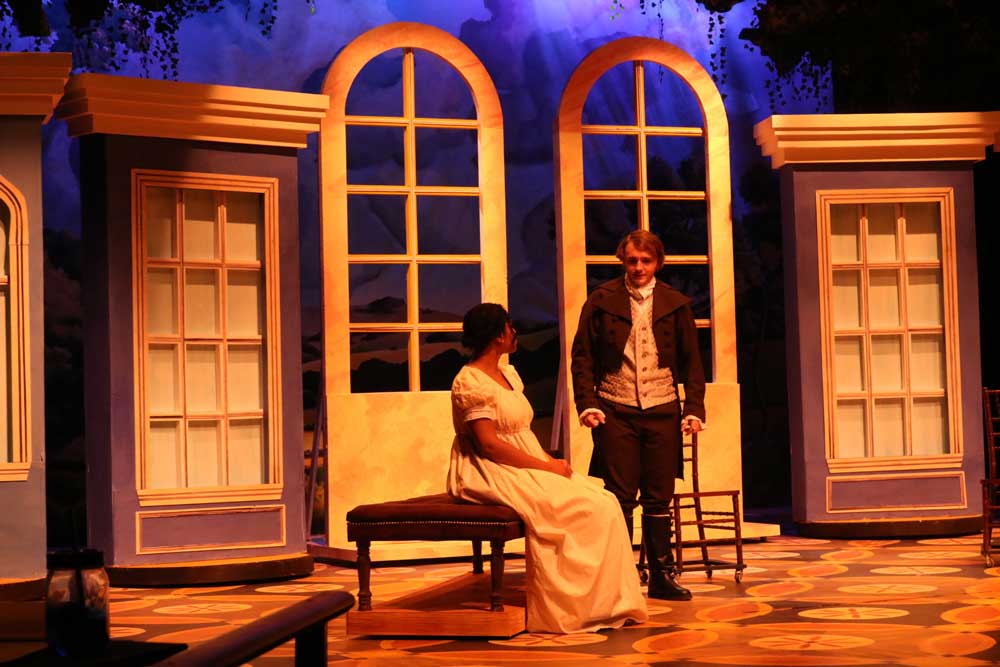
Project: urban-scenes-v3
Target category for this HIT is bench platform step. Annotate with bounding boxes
[347,572,526,637]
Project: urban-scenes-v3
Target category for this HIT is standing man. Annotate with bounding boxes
[571,229,706,601]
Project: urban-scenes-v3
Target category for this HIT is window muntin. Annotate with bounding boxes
[136,177,279,495]
[823,196,958,461]
[345,47,484,392]
[581,60,713,378]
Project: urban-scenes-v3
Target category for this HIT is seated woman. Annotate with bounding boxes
[448,303,648,633]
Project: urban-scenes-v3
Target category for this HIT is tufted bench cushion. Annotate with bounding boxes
[346,493,525,613]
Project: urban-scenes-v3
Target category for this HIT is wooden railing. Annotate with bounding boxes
[152,590,354,667]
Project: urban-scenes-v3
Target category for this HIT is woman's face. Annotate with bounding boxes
[498,321,518,353]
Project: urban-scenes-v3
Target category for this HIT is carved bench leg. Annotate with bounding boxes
[472,540,484,574]
[357,540,372,611]
[489,538,505,612]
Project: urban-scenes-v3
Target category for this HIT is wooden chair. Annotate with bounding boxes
[638,432,745,582]
[982,388,1000,566]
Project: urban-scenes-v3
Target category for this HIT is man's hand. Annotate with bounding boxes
[581,410,606,428]
[681,416,704,436]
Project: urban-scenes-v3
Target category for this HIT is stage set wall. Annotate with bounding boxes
[782,165,984,535]
[81,135,307,566]
[0,118,47,582]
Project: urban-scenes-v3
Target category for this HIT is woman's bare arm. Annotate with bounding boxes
[468,418,572,478]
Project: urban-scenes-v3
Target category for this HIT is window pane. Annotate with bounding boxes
[868,269,900,328]
[415,128,478,187]
[870,335,903,392]
[643,63,703,128]
[582,61,634,126]
[228,345,263,412]
[904,202,941,261]
[347,125,405,186]
[836,400,867,458]
[583,134,637,190]
[910,333,945,391]
[147,420,183,489]
[227,270,263,337]
[348,194,406,255]
[345,49,403,117]
[225,192,263,263]
[417,196,479,255]
[646,135,705,192]
[183,190,218,260]
[147,268,178,335]
[834,336,865,393]
[148,344,180,415]
[349,264,407,323]
[586,264,622,294]
[350,332,409,393]
[418,264,480,323]
[229,418,265,485]
[419,332,468,391]
[649,200,707,256]
[0,288,6,462]
[185,269,221,336]
[0,200,8,277]
[186,344,221,414]
[414,50,475,119]
[872,399,905,457]
[866,204,897,262]
[907,268,943,326]
[146,187,177,259]
[656,265,710,320]
[912,397,948,455]
[832,270,861,329]
[186,420,222,487]
[585,199,637,255]
[830,204,860,263]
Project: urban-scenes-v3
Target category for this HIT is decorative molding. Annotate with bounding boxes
[826,471,966,513]
[827,453,964,474]
[131,169,283,502]
[136,504,286,555]
[0,177,33,483]
[755,112,1000,167]
[0,52,72,122]
[56,73,329,148]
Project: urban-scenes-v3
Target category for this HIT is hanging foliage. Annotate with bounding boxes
[0,0,292,79]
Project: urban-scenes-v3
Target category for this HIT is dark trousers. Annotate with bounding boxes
[589,397,681,516]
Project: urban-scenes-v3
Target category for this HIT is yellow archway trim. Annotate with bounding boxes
[0,176,32,481]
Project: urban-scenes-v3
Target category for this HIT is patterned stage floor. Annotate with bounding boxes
[106,534,1000,665]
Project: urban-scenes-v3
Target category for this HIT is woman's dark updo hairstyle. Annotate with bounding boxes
[462,303,510,359]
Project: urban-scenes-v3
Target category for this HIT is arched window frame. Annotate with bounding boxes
[319,21,508,395]
[553,37,736,450]
[0,177,32,482]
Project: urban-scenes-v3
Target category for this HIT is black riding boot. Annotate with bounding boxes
[642,513,692,601]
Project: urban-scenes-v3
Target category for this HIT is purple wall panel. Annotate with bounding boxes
[784,164,984,524]
[83,135,305,565]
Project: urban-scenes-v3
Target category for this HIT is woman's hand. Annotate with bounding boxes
[548,459,573,478]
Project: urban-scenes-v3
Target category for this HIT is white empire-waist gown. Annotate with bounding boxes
[447,364,648,633]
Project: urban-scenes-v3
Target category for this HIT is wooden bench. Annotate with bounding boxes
[346,493,526,636]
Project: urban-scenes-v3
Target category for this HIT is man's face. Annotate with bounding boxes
[621,242,658,287]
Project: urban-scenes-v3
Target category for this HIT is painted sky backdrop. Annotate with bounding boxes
[35,0,828,328]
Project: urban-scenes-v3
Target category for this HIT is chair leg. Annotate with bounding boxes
[489,538,505,611]
[357,540,372,611]
[472,540,484,574]
[672,500,684,574]
[732,493,745,583]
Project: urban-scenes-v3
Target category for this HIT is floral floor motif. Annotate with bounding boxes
[105,533,1000,666]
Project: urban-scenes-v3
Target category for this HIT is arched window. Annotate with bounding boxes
[321,22,507,395]
[554,37,736,465]
[319,23,509,554]
[0,178,31,481]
